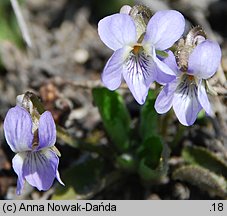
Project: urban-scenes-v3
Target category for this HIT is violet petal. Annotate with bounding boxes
[173,82,202,126]
[101,47,130,90]
[23,149,60,191]
[12,152,27,195]
[198,80,213,116]
[37,111,56,150]
[188,40,221,79]
[4,106,33,152]
[123,52,155,104]
[98,13,136,51]
[155,80,177,114]
[144,10,185,50]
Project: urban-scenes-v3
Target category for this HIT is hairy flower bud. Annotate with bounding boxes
[129,5,153,40]
[176,26,207,72]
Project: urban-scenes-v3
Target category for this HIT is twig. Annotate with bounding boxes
[56,125,114,159]
[65,79,227,96]
[10,0,32,48]
[67,79,105,89]
[53,77,156,90]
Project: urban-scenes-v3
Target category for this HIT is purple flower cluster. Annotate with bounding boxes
[98,6,221,126]
[155,41,221,126]
[98,9,185,104]
[2,5,222,197]
[3,98,64,195]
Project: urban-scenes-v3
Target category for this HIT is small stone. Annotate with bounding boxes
[73,49,89,64]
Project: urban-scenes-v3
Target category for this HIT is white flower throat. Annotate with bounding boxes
[177,74,198,99]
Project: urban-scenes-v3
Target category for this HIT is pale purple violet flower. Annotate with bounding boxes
[155,40,221,126]
[98,10,185,104]
[3,105,64,195]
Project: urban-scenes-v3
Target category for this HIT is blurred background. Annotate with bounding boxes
[0,0,227,200]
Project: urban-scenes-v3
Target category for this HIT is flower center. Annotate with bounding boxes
[125,49,151,81]
[132,45,143,55]
[187,74,195,82]
[176,74,198,100]
[181,74,197,85]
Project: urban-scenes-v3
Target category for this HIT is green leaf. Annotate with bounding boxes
[140,90,158,141]
[116,153,137,172]
[52,157,105,200]
[138,90,170,181]
[137,136,163,169]
[0,0,24,46]
[197,110,205,119]
[138,159,162,181]
[182,146,227,178]
[92,87,131,152]
[52,157,123,200]
[173,165,227,199]
[138,141,170,181]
